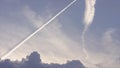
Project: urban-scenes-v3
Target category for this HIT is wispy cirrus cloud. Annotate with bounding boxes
[83,28,120,68]
[4,4,84,64]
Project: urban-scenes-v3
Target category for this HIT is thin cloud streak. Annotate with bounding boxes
[84,0,96,26]
[82,0,96,61]
[1,0,77,60]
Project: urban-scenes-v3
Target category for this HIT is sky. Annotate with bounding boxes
[0,0,120,68]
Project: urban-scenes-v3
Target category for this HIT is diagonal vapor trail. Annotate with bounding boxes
[1,0,77,60]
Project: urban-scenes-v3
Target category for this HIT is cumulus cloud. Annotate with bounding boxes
[0,51,85,68]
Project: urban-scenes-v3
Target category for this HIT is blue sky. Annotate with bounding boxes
[0,0,120,68]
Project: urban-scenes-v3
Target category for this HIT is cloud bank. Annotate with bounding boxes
[0,51,85,68]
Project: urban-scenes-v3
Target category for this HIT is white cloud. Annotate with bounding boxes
[0,16,34,57]
[84,0,96,26]
[6,6,83,64]
[23,6,45,28]
[83,28,120,68]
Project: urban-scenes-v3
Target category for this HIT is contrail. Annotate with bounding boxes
[1,0,77,60]
[82,0,96,59]
[84,0,96,26]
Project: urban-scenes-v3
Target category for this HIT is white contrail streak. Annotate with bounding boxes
[1,0,77,60]
[84,0,96,26]
[81,26,89,59]
[82,0,96,59]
